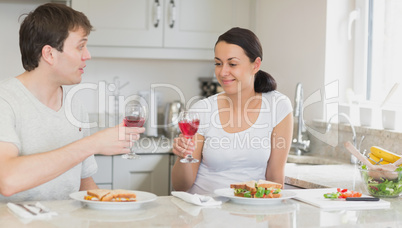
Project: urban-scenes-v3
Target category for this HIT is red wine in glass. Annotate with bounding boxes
[178,111,200,163]
[178,119,200,138]
[122,103,146,160]
[124,116,145,127]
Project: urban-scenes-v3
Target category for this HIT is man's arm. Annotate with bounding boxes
[80,177,98,191]
[0,124,144,197]
[0,139,94,197]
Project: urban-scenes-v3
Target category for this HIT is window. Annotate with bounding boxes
[355,0,402,106]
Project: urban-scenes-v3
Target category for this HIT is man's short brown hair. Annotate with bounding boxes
[19,3,93,71]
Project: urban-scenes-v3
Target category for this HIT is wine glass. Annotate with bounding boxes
[122,103,146,159]
[178,111,200,163]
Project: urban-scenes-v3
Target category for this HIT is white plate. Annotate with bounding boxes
[69,190,157,210]
[214,188,297,205]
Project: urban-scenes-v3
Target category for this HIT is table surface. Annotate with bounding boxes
[1,193,402,228]
[2,163,402,227]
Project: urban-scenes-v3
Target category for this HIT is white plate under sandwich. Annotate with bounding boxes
[69,190,157,210]
[214,188,297,205]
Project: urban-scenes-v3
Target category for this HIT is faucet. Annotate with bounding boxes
[326,113,363,164]
[290,83,310,155]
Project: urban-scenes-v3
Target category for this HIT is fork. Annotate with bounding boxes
[27,203,49,213]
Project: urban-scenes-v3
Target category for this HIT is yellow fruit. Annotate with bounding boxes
[370,146,402,163]
[367,153,390,165]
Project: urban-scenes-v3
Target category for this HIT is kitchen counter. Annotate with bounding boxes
[285,163,364,190]
[1,192,402,227]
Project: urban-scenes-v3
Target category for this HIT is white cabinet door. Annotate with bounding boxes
[72,0,164,47]
[164,0,255,49]
[92,155,112,186]
[73,0,254,49]
[71,0,255,59]
[113,154,170,196]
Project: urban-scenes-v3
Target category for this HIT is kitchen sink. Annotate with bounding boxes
[287,154,344,165]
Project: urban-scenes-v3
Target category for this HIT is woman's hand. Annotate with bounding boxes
[171,133,204,191]
[172,134,195,158]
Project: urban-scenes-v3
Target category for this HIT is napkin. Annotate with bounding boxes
[171,191,222,206]
[171,197,203,216]
[7,202,58,220]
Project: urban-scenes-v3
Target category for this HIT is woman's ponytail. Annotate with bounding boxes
[254,70,276,93]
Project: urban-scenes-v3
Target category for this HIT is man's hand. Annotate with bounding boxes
[89,122,145,156]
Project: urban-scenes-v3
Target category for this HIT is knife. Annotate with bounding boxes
[345,197,380,201]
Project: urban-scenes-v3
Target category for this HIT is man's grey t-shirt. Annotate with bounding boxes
[0,78,97,202]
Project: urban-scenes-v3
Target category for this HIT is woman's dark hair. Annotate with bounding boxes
[19,3,93,71]
[215,27,277,93]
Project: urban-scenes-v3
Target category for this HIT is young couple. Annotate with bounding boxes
[0,3,292,201]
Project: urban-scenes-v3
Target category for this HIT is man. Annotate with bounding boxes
[0,3,144,201]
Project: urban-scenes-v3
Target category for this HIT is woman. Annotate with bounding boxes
[171,27,293,194]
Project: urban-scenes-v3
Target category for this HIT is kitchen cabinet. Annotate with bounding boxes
[113,154,170,196]
[72,0,162,48]
[71,0,256,60]
[92,154,171,195]
[92,156,113,189]
[163,0,254,49]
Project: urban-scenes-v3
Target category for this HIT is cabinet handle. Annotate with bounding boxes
[168,0,176,28]
[153,0,161,28]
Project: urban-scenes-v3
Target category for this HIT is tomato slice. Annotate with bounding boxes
[341,192,352,198]
[351,191,362,197]
[327,188,362,199]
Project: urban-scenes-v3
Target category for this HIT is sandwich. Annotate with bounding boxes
[230,180,282,198]
[84,189,137,202]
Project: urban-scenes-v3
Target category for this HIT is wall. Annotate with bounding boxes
[252,0,402,159]
[309,121,402,163]
[0,1,47,79]
[0,1,214,119]
[77,58,214,115]
[254,0,327,123]
[254,0,355,124]
[1,1,355,123]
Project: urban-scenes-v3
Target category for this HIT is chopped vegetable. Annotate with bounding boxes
[323,192,341,199]
[255,187,265,198]
[254,187,281,198]
[244,192,252,198]
[323,188,362,199]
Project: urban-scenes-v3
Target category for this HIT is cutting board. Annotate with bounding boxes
[293,188,390,210]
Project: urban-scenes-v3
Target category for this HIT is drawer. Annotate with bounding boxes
[96,184,112,190]
[113,154,170,196]
[92,155,112,184]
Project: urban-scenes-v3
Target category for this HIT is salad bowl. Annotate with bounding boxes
[360,166,402,198]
